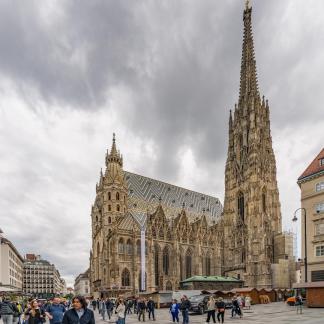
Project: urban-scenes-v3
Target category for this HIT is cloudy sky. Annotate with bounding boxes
[1,0,323,286]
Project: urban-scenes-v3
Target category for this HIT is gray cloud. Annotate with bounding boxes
[0,0,323,284]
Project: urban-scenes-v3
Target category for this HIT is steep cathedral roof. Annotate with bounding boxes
[124,171,222,226]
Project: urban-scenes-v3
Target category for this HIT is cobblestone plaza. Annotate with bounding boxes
[89,302,324,324]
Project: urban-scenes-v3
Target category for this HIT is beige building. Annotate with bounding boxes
[0,230,24,292]
[74,269,90,296]
[90,2,294,297]
[297,148,324,282]
[23,254,64,297]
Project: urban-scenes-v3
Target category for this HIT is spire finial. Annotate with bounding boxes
[113,132,116,143]
[245,0,250,10]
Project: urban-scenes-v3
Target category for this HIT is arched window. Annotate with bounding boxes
[136,240,141,256]
[95,215,98,222]
[124,196,126,203]
[237,192,244,222]
[262,190,266,213]
[97,242,100,257]
[108,205,111,211]
[165,281,172,291]
[126,239,132,254]
[163,246,170,275]
[116,192,120,200]
[118,238,125,254]
[108,192,111,200]
[205,255,211,276]
[108,217,111,224]
[117,204,120,212]
[154,244,160,286]
[121,268,130,286]
[185,249,192,279]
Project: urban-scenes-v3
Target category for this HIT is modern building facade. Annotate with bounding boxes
[74,269,90,296]
[23,254,64,297]
[0,231,24,292]
[297,148,324,282]
[90,2,293,297]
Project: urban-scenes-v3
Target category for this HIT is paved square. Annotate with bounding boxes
[93,302,324,324]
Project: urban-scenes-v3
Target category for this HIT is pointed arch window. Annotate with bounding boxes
[185,249,192,279]
[205,255,211,276]
[116,192,120,200]
[108,217,112,224]
[163,246,170,275]
[126,239,133,254]
[117,204,120,212]
[166,281,172,291]
[118,238,125,254]
[108,192,111,200]
[136,240,141,256]
[154,244,160,286]
[121,268,130,286]
[262,190,266,213]
[108,205,111,211]
[237,192,245,222]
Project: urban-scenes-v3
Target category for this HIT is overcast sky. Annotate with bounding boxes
[1,0,323,286]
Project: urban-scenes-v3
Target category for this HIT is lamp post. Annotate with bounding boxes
[292,207,307,283]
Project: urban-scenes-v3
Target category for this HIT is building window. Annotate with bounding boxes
[126,239,132,254]
[154,244,160,286]
[118,238,125,254]
[108,192,111,200]
[121,268,130,286]
[311,270,324,282]
[108,217,111,224]
[185,249,192,279]
[262,192,266,213]
[163,247,170,275]
[316,182,324,192]
[320,158,324,166]
[315,223,324,235]
[315,245,324,257]
[117,204,120,212]
[315,202,324,213]
[108,205,111,211]
[116,192,120,200]
[237,192,244,221]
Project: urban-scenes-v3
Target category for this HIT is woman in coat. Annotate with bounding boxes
[62,296,95,324]
[25,300,45,324]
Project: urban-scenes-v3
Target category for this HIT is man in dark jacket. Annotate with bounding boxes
[179,296,191,324]
[137,298,146,322]
[0,297,15,324]
[62,296,94,324]
[147,297,155,321]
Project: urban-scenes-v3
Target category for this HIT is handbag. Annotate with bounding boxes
[218,308,225,312]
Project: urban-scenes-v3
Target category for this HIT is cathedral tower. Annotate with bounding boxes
[222,2,282,288]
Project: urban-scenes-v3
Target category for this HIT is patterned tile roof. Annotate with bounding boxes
[298,148,324,181]
[124,171,222,226]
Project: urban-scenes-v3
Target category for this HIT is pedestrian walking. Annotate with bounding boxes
[205,296,216,323]
[179,295,191,324]
[231,297,241,319]
[216,297,225,324]
[105,299,113,320]
[169,299,180,323]
[62,296,95,324]
[296,295,303,314]
[91,300,96,311]
[137,298,146,322]
[126,299,133,315]
[12,302,21,324]
[147,297,155,321]
[45,297,66,324]
[100,299,107,321]
[0,297,16,324]
[24,300,46,324]
[245,295,251,310]
[115,299,125,324]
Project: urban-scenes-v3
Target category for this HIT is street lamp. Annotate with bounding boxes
[292,207,307,282]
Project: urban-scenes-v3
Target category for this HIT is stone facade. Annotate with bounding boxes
[90,3,293,296]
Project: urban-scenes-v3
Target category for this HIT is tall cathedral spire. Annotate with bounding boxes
[106,133,123,167]
[239,1,259,104]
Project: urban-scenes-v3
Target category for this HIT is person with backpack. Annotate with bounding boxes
[0,297,17,324]
[12,302,21,324]
[45,297,66,324]
[216,297,226,324]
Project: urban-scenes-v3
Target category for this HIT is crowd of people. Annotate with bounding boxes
[0,292,253,324]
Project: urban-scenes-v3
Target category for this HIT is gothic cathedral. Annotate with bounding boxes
[90,3,293,296]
